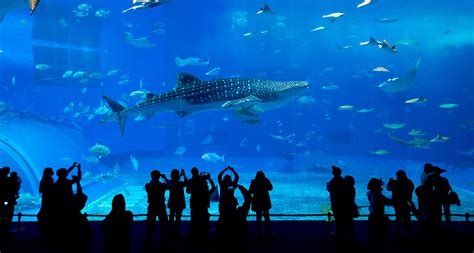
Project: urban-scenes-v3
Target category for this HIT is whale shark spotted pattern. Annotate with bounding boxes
[102,73,309,136]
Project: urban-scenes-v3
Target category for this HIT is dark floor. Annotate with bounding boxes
[0,220,473,253]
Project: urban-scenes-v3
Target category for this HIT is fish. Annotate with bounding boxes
[73,71,86,78]
[296,95,316,106]
[88,72,104,79]
[175,57,210,67]
[102,72,309,136]
[83,155,99,163]
[95,9,110,18]
[389,134,431,149]
[256,144,261,152]
[380,39,397,53]
[357,0,376,8]
[240,137,248,147]
[430,134,450,143]
[405,96,428,104]
[370,150,390,155]
[201,152,225,163]
[321,84,339,90]
[122,0,169,13]
[395,39,420,46]
[360,37,382,46]
[383,123,406,129]
[243,32,253,37]
[378,59,421,93]
[337,45,352,50]
[372,67,390,72]
[35,64,51,71]
[124,32,156,48]
[130,90,149,99]
[270,134,289,140]
[59,18,68,28]
[130,155,139,170]
[256,3,274,15]
[374,18,398,23]
[205,67,220,76]
[311,26,325,32]
[174,146,186,155]
[202,135,213,144]
[11,75,15,86]
[62,70,73,78]
[88,143,111,158]
[107,70,120,76]
[77,4,92,11]
[94,102,110,115]
[322,12,344,22]
[439,103,458,109]
[119,79,131,85]
[356,108,374,113]
[82,87,87,94]
[338,105,354,110]
[408,129,427,136]
[113,163,121,175]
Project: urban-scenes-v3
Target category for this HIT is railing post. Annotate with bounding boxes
[327,211,332,235]
[465,212,470,234]
[17,212,22,232]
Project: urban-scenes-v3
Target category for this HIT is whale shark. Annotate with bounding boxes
[378,59,421,93]
[0,0,39,22]
[102,73,309,136]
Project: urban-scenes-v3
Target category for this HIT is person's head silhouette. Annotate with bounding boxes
[43,167,54,178]
[150,170,161,181]
[191,167,199,177]
[331,165,342,176]
[112,194,126,213]
[56,168,68,179]
[170,169,180,181]
[256,171,265,181]
[396,170,407,180]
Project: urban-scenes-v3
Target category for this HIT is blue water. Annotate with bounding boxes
[0,0,473,218]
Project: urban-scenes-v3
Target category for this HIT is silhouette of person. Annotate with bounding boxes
[339,175,357,241]
[103,194,133,253]
[186,167,216,241]
[431,167,452,226]
[168,168,187,236]
[144,170,170,249]
[3,170,20,226]
[218,166,239,223]
[387,170,415,238]
[326,165,345,238]
[71,169,91,244]
[367,178,392,242]
[0,167,8,236]
[38,167,55,243]
[249,170,273,237]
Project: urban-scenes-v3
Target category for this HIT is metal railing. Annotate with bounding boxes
[11,212,472,234]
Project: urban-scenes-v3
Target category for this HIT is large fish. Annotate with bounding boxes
[102,72,309,136]
[378,59,421,93]
[0,0,39,22]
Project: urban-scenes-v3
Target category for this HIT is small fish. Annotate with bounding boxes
[243,32,253,37]
[374,18,398,23]
[107,69,120,76]
[357,0,375,8]
[201,152,225,163]
[337,45,352,50]
[222,115,230,121]
[35,64,51,71]
[408,129,427,136]
[118,79,131,85]
[370,150,390,155]
[88,143,111,158]
[77,4,92,11]
[356,108,374,113]
[81,87,87,94]
[256,144,261,152]
[62,70,73,78]
[240,137,248,147]
[322,12,344,22]
[113,163,121,175]
[11,76,15,86]
[205,67,220,76]
[129,90,149,98]
[322,84,339,90]
[59,18,68,28]
[311,26,325,32]
[405,96,428,104]
[383,123,406,129]
[430,134,450,143]
[88,72,104,79]
[372,66,390,72]
[174,146,186,155]
[270,134,289,140]
[95,9,110,18]
[130,155,139,170]
[72,71,86,78]
[338,105,354,110]
[439,103,458,109]
[297,96,316,106]
[83,155,99,163]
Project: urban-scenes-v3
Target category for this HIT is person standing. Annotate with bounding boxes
[249,170,273,237]
[387,170,415,238]
[144,170,170,249]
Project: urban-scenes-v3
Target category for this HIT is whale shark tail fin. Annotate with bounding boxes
[101,95,129,137]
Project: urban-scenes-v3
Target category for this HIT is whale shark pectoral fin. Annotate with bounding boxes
[222,95,262,109]
[175,111,191,118]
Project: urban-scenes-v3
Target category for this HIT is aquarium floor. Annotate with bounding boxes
[1,221,473,253]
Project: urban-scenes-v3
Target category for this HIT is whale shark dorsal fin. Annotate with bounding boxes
[175,73,201,89]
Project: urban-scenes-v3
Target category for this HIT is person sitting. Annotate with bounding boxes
[103,194,133,253]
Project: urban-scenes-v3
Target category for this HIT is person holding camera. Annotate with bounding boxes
[144,170,171,248]
[168,168,188,236]
[217,166,240,223]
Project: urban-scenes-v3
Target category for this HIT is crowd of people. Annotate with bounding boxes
[327,163,460,246]
[0,162,462,252]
